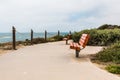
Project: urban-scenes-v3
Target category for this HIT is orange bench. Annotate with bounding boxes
[70,34,90,57]
[63,34,71,44]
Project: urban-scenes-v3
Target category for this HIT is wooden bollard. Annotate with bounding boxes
[58,30,60,37]
[31,29,33,45]
[12,26,16,50]
[45,30,47,42]
[69,31,71,35]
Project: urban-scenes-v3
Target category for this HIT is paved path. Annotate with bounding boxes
[0,41,119,80]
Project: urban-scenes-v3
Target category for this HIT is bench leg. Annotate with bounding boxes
[66,40,68,45]
[75,50,80,58]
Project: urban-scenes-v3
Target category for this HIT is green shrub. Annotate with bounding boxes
[106,65,120,74]
[53,35,63,41]
[72,29,120,46]
[95,42,120,63]
[32,38,46,44]
[48,35,64,41]
[98,24,120,30]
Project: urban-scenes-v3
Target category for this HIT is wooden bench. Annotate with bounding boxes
[70,34,90,57]
[63,34,71,44]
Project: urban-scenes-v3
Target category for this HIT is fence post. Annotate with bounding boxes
[31,29,33,45]
[58,30,60,37]
[69,31,71,35]
[45,30,47,42]
[12,26,16,50]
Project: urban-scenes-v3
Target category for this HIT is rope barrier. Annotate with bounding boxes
[16,30,27,35]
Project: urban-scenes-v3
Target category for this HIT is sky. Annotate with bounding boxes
[0,0,120,32]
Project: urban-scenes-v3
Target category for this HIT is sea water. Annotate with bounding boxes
[0,32,68,43]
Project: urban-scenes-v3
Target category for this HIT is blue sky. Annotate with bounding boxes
[0,0,120,32]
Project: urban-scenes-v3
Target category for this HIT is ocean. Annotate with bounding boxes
[0,32,68,43]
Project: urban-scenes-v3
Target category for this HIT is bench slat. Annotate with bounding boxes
[69,33,90,57]
[70,34,90,50]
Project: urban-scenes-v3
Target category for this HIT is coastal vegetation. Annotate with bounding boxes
[98,24,120,30]
[93,41,120,74]
[106,64,120,74]
[72,28,120,46]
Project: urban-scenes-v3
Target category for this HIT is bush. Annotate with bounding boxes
[32,38,46,44]
[54,35,63,41]
[95,41,120,63]
[48,35,64,41]
[98,24,120,30]
[72,29,120,46]
[106,65,120,74]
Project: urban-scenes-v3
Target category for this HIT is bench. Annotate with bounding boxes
[70,34,90,57]
[63,34,71,44]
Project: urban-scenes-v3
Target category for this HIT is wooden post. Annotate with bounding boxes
[12,26,16,50]
[69,31,71,35]
[58,30,60,37]
[31,29,33,45]
[45,30,47,42]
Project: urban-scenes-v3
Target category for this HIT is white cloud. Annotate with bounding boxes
[0,0,120,32]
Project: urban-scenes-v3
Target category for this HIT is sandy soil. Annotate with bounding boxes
[0,44,25,55]
[0,41,119,80]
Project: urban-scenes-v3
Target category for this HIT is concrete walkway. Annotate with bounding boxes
[0,41,119,80]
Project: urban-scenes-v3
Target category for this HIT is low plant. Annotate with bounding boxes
[95,41,120,63]
[106,65,120,74]
[48,35,64,41]
[72,28,120,46]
